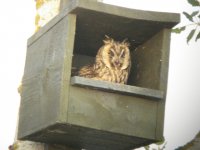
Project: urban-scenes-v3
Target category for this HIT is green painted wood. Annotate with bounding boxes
[18,14,76,139]
[71,0,179,23]
[28,0,180,55]
[59,14,76,122]
[131,30,166,90]
[156,29,172,140]
[17,1,180,149]
[71,76,164,99]
[131,29,172,140]
[69,0,180,56]
[23,123,155,150]
[68,86,158,140]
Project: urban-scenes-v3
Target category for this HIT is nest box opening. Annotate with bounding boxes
[71,8,168,93]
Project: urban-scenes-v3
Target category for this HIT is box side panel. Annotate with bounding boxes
[59,14,76,122]
[68,86,158,140]
[18,14,75,139]
[156,29,171,139]
[130,29,171,140]
[130,30,164,90]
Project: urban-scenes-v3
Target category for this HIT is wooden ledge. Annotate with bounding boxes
[71,76,164,100]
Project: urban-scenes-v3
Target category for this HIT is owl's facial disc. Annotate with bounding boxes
[101,38,131,70]
[102,45,113,69]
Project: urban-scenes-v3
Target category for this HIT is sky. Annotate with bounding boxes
[0,0,200,150]
[0,0,35,149]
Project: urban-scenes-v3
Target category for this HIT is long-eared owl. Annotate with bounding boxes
[78,36,131,84]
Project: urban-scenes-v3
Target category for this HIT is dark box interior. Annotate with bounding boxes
[71,6,178,90]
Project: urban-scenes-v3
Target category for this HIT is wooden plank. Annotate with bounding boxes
[59,14,76,122]
[18,14,75,140]
[28,0,180,49]
[131,28,164,89]
[155,29,171,139]
[70,0,180,56]
[131,29,171,139]
[72,0,180,24]
[71,76,164,99]
[18,124,155,150]
[68,86,158,140]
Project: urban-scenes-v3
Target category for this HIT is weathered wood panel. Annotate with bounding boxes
[19,124,154,150]
[70,0,179,56]
[130,29,171,139]
[71,76,164,99]
[130,29,168,90]
[28,0,180,56]
[18,14,76,139]
[68,86,158,139]
[155,29,171,139]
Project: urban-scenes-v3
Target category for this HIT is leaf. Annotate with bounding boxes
[144,145,150,150]
[187,0,200,6]
[156,138,165,146]
[195,31,200,41]
[183,12,194,22]
[172,26,186,34]
[191,11,199,17]
[187,29,196,43]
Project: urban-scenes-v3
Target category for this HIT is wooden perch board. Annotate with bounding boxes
[71,76,164,99]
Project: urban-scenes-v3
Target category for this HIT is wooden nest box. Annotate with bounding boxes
[18,0,180,149]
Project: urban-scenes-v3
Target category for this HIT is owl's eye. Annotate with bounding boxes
[109,50,115,57]
[121,50,125,58]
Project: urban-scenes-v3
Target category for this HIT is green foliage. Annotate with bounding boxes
[172,26,186,33]
[144,145,150,150]
[188,0,200,6]
[172,0,200,44]
[196,31,200,41]
[187,29,196,43]
[183,12,193,22]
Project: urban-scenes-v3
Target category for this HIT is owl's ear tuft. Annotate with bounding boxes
[122,39,130,47]
[103,35,114,44]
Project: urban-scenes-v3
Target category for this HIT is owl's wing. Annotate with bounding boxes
[78,65,96,78]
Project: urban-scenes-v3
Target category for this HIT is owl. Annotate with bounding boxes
[78,36,131,84]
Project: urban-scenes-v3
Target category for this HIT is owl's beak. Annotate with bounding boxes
[114,60,121,68]
[115,60,120,65]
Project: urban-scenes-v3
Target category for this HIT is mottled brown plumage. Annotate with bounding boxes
[79,36,131,84]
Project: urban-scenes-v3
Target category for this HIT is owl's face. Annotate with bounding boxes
[79,36,131,83]
[100,37,131,70]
